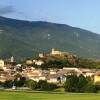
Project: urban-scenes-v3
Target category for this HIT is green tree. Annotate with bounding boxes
[37,80,57,91]
[64,74,79,92]
[26,80,37,90]
[77,74,88,92]
[37,80,48,91]
[64,74,98,93]
[14,77,26,87]
[3,80,13,88]
[85,83,97,93]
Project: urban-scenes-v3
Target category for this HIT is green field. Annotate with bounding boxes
[0,91,100,100]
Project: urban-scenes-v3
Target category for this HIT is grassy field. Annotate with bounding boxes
[0,91,100,100]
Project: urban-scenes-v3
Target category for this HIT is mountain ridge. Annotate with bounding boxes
[0,16,100,59]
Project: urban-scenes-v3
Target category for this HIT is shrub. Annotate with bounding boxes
[26,80,37,90]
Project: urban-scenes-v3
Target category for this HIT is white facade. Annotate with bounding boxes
[39,53,44,58]
[39,76,46,80]
[26,60,33,65]
[50,70,57,74]
[51,48,62,55]
[47,78,58,83]
[11,56,14,62]
[34,60,44,66]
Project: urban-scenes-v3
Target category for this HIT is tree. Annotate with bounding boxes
[77,74,88,92]
[37,80,48,91]
[3,80,13,88]
[64,74,79,92]
[26,80,37,90]
[14,77,26,87]
[64,74,98,93]
[85,83,97,93]
[37,80,58,91]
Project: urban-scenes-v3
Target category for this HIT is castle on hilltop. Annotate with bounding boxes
[51,48,62,55]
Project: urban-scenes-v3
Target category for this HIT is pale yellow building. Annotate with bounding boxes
[94,73,100,83]
[0,59,4,68]
[26,60,33,65]
[51,48,62,55]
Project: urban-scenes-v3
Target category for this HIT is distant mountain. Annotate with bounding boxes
[0,16,100,59]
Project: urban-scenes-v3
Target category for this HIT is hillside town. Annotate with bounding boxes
[0,48,100,86]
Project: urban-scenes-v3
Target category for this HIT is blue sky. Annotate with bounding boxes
[0,0,100,33]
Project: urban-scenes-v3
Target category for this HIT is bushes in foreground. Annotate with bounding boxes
[26,80,58,91]
[0,79,57,91]
[64,74,97,93]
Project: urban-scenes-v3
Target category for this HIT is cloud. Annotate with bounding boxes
[0,5,15,15]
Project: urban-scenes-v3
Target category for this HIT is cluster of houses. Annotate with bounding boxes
[0,49,100,85]
[22,67,100,84]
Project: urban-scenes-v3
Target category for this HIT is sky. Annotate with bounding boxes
[0,0,100,34]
